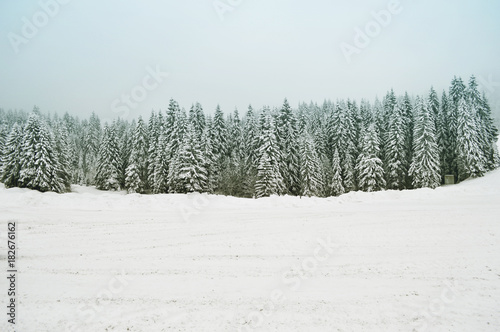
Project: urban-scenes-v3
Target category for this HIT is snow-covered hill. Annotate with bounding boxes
[1,169,500,331]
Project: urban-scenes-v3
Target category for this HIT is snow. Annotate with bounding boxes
[1,168,500,331]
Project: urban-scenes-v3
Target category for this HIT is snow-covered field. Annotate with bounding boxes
[1,168,500,331]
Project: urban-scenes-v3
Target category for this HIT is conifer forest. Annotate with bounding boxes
[1,75,498,198]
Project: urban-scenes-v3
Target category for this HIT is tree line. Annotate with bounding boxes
[0,75,498,197]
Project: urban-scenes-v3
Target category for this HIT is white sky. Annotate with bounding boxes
[1,0,500,121]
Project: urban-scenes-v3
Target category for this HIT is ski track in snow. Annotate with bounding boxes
[0,170,500,331]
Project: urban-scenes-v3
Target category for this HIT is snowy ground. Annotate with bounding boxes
[1,169,500,332]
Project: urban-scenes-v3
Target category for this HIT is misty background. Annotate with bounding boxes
[1,0,499,124]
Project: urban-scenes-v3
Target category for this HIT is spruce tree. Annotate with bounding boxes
[255,112,285,198]
[242,105,260,196]
[276,99,300,195]
[95,124,121,191]
[125,117,149,193]
[385,103,407,190]
[53,122,72,191]
[299,134,323,197]
[175,123,207,193]
[456,96,486,181]
[19,113,65,193]
[330,148,345,196]
[409,98,441,188]
[0,124,24,188]
[356,124,385,192]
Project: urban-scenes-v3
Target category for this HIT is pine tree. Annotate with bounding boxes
[201,127,217,193]
[299,134,323,197]
[385,102,407,190]
[409,98,441,188]
[328,101,357,192]
[255,112,285,198]
[356,124,385,192]
[0,124,24,188]
[276,99,300,195]
[440,91,454,176]
[83,112,101,185]
[147,110,161,189]
[242,105,260,197]
[456,96,486,181]
[330,148,345,196]
[19,113,65,193]
[447,76,466,178]
[53,122,72,191]
[189,102,206,140]
[401,93,414,188]
[0,123,9,171]
[480,94,500,169]
[166,109,188,192]
[125,117,149,193]
[95,124,121,191]
[175,123,207,193]
[210,105,228,190]
[468,76,499,171]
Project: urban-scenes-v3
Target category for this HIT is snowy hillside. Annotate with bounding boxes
[1,168,500,331]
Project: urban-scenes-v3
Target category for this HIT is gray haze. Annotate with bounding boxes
[1,0,500,122]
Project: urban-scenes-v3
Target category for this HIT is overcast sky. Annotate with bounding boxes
[1,0,500,122]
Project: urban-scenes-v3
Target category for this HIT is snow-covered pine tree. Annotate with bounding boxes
[0,124,24,188]
[255,111,285,198]
[447,76,466,178]
[147,110,160,189]
[456,96,486,181]
[201,127,217,193]
[409,97,441,188]
[166,108,188,192]
[276,99,300,196]
[19,113,65,193]
[480,93,500,169]
[330,148,345,196]
[151,131,170,193]
[53,122,72,191]
[359,99,373,132]
[210,105,228,190]
[299,133,323,197]
[189,102,206,141]
[428,87,446,174]
[117,121,132,189]
[241,105,260,197]
[343,102,358,192]
[83,112,101,185]
[400,93,414,188]
[95,123,121,191]
[467,75,499,171]
[228,108,244,161]
[356,124,385,192]
[385,102,407,190]
[125,117,149,193]
[380,90,397,167]
[175,123,207,193]
[0,123,9,170]
[296,103,309,136]
[327,100,357,192]
[440,91,454,177]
